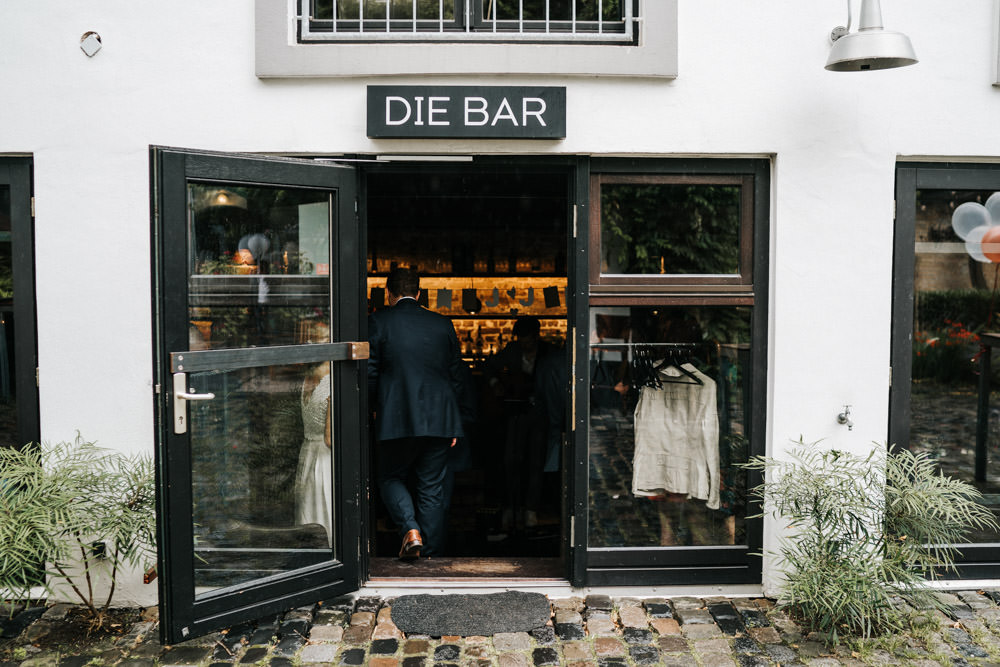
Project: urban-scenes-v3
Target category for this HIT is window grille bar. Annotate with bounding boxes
[300,0,637,42]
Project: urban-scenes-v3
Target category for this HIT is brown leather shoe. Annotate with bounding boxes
[399,529,423,559]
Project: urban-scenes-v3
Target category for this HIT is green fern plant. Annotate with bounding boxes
[745,439,998,643]
[0,435,155,627]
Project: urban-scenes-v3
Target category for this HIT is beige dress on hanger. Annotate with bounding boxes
[294,372,332,546]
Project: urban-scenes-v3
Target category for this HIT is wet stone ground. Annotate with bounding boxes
[4,591,1000,666]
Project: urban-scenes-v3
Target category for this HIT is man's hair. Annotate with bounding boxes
[512,315,541,338]
[386,266,420,297]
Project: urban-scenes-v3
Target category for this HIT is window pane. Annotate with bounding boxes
[188,183,332,350]
[912,189,1000,543]
[191,362,334,595]
[600,183,741,276]
[0,186,14,448]
[588,305,752,547]
[321,0,455,21]
[486,1,623,21]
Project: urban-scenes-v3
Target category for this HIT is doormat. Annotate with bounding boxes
[390,591,551,637]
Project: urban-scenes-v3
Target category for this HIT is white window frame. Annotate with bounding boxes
[255,0,677,78]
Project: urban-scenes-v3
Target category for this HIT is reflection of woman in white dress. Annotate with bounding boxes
[295,364,332,546]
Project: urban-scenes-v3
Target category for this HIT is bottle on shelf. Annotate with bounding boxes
[463,329,474,356]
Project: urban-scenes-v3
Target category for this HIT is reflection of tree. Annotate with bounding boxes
[0,252,13,299]
[200,306,325,350]
[195,251,314,276]
[324,0,455,20]
[601,185,741,276]
[489,0,622,21]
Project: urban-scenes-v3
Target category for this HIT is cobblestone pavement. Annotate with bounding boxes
[4,590,1000,666]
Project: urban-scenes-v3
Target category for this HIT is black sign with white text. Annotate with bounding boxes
[367,86,566,139]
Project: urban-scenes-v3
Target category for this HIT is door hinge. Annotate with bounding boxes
[35,367,39,387]
[30,197,35,218]
[888,366,892,387]
[570,515,575,545]
[572,204,578,238]
[154,383,162,394]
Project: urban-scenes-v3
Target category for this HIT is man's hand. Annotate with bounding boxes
[451,438,457,448]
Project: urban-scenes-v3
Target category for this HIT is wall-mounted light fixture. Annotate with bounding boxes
[826,0,917,72]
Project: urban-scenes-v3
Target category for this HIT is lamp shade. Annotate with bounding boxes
[825,0,917,72]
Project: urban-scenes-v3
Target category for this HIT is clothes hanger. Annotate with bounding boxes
[653,346,703,385]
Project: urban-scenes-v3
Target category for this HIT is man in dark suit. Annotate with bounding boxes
[367,267,466,559]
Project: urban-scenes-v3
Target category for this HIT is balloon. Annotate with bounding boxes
[952,202,992,240]
[986,191,1000,223]
[983,226,1000,263]
[966,225,991,263]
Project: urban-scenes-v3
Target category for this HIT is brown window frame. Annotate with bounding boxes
[588,173,755,292]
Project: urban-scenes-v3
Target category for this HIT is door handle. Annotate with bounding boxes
[172,373,214,434]
[176,390,216,401]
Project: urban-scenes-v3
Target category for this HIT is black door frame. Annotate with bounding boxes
[892,161,1000,577]
[151,147,364,643]
[0,157,39,451]
[355,156,586,583]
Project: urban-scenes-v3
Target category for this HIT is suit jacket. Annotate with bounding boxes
[367,298,466,442]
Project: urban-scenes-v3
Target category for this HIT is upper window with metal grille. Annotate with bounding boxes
[300,0,636,43]
[255,0,675,78]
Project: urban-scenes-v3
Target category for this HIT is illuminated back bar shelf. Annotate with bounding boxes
[366,275,568,357]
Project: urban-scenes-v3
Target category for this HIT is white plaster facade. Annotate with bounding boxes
[1,0,998,608]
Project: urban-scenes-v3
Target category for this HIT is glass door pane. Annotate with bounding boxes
[587,305,752,548]
[911,188,1000,543]
[189,361,334,595]
[188,182,332,350]
[0,159,38,454]
[0,185,15,446]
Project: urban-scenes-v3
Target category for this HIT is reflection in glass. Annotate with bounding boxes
[600,183,740,276]
[912,189,1000,543]
[0,186,16,448]
[189,361,334,595]
[488,0,623,22]
[588,306,751,547]
[188,183,332,350]
[313,0,455,21]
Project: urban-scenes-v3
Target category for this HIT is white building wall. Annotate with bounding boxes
[1,0,997,604]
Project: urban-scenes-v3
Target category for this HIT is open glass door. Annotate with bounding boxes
[152,148,364,643]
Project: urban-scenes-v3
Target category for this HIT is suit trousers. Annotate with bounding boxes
[376,436,451,556]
